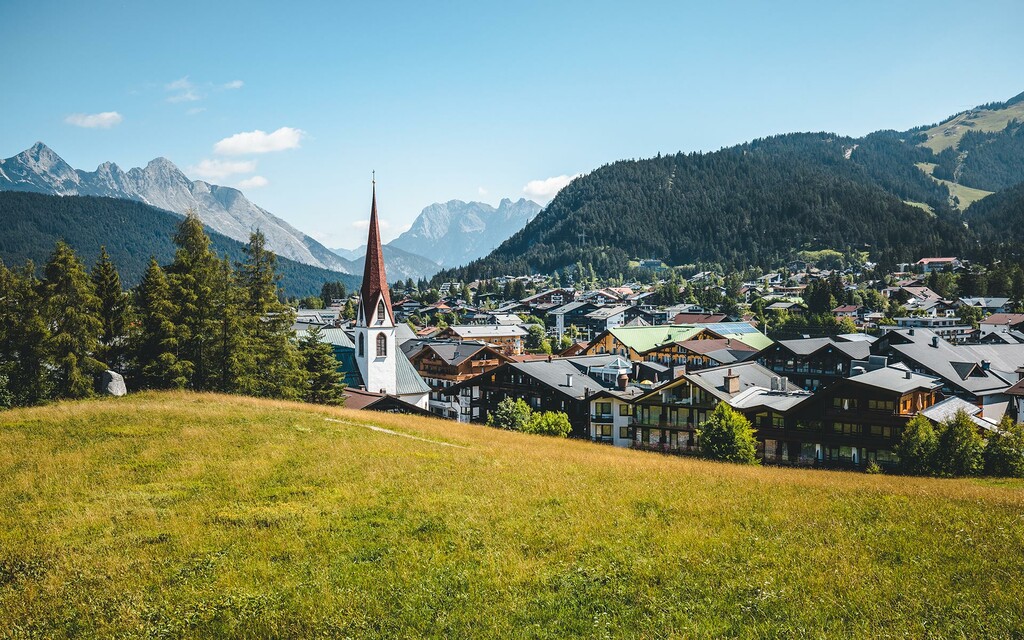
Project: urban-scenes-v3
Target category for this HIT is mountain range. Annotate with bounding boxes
[0,144,543,283]
[388,198,542,268]
[437,91,1024,281]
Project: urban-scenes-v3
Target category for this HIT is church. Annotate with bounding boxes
[337,182,431,411]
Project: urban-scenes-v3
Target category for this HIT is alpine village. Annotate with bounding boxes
[5,5,1024,635]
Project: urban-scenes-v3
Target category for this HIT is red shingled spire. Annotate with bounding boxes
[359,178,393,325]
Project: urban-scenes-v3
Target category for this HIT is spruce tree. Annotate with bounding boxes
[236,230,302,399]
[298,326,344,405]
[167,211,220,390]
[91,246,130,371]
[41,241,104,399]
[0,260,51,405]
[134,258,190,389]
[209,255,244,393]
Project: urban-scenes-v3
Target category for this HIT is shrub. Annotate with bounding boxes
[984,417,1024,478]
[894,414,938,475]
[487,397,532,431]
[696,403,759,464]
[934,410,984,477]
[524,411,572,438]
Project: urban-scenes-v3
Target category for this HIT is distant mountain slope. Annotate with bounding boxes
[0,191,358,297]
[389,198,542,268]
[330,244,440,282]
[964,180,1024,247]
[436,146,977,281]
[0,143,354,273]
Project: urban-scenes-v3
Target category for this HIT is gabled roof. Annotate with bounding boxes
[885,334,1023,395]
[982,313,1024,327]
[920,396,996,431]
[586,305,632,321]
[445,324,528,339]
[771,337,871,360]
[406,340,507,367]
[603,322,772,354]
[845,365,942,394]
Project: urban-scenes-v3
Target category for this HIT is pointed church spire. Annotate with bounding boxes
[359,177,393,324]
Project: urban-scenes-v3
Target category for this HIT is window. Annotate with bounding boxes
[358,333,364,357]
[376,333,387,357]
[596,424,612,437]
[595,402,612,416]
[619,404,633,416]
[868,399,895,412]
[619,426,630,439]
[832,422,861,435]
[376,300,386,324]
[869,425,894,439]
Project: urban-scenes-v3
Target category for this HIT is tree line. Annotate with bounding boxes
[0,212,344,409]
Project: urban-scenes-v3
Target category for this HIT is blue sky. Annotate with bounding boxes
[2,1,1022,249]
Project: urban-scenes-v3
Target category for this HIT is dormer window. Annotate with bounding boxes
[377,300,386,325]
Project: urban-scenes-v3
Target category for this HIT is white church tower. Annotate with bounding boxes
[354,180,398,395]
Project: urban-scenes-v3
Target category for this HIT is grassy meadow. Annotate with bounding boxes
[2,393,1024,638]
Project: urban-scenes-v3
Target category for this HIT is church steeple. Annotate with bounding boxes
[358,178,393,326]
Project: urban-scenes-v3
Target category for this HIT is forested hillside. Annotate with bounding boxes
[437,144,976,281]
[0,192,358,296]
[964,180,1024,251]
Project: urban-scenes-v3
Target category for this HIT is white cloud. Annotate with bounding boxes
[64,111,123,129]
[236,175,268,189]
[187,158,257,180]
[166,76,199,103]
[213,127,306,155]
[522,174,579,203]
[223,80,244,90]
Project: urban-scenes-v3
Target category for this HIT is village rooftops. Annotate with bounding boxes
[920,396,997,430]
[883,330,1023,395]
[982,313,1024,327]
[605,322,772,354]
[774,337,872,360]
[847,364,943,394]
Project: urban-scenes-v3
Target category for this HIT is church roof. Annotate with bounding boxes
[359,182,393,324]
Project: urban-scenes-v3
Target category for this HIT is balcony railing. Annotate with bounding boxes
[590,413,614,423]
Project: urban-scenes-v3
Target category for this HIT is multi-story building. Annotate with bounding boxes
[756,337,872,391]
[404,340,510,420]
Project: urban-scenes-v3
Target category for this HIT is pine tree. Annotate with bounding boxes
[236,230,302,399]
[134,258,190,389]
[91,246,130,372]
[0,260,51,405]
[41,241,104,399]
[298,326,345,405]
[209,255,244,393]
[167,211,221,390]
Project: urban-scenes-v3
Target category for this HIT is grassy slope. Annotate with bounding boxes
[920,101,1024,153]
[915,161,994,209]
[2,393,1024,638]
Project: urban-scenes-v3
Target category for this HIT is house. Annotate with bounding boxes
[915,257,962,273]
[584,323,773,364]
[520,288,576,308]
[894,317,972,343]
[672,313,728,324]
[832,305,862,320]
[588,385,647,447]
[627,362,810,456]
[445,354,632,436]
[584,304,654,333]
[874,328,1024,421]
[959,297,1011,316]
[980,313,1024,336]
[765,301,807,316]
[672,338,759,370]
[437,324,529,355]
[788,364,943,469]
[756,338,873,391]
[547,301,600,340]
[404,340,511,421]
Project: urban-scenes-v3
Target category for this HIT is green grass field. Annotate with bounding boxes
[3,393,1024,638]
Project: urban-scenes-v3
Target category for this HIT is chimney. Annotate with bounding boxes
[981,360,991,371]
[724,368,740,394]
[618,373,629,391]
[904,370,912,380]
[566,373,574,388]
[908,328,915,336]
[780,376,788,390]
[931,336,939,348]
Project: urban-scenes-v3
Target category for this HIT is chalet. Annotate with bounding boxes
[584,323,772,364]
[831,305,862,320]
[894,317,972,343]
[672,338,759,370]
[789,365,942,469]
[874,328,1024,421]
[627,362,810,456]
[437,324,528,355]
[404,340,511,420]
[981,313,1024,336]
[756,338,872,391]
[445,354,632,436]
[765,301,807,316]
[547,301,600,340]
[584,305,654,333]
[915,257,962,273]
[959,297,1011,316]
[391,298,422,320]
[520,288,576,308]
[588,385,647,447]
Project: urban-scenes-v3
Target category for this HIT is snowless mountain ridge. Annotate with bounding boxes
[0,142,354,273]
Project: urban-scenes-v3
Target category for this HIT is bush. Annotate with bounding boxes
[865,460,883,475]
[894,414,938,475]
[985,417,1024,478]
[696,403,759,464]
[934,410,984,477]
[487,397,532,431]
[524,411,572,438]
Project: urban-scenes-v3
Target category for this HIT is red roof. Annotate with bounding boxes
[832,305,861,313]
[358,183,393,324]
[981,313,1024,326]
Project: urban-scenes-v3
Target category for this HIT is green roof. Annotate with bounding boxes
[608,323,772,354]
